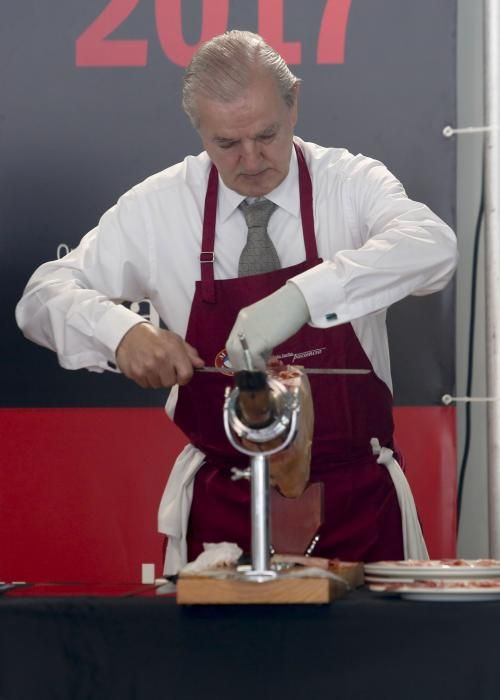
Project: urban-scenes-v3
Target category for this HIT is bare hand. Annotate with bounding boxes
[115,323,205,388]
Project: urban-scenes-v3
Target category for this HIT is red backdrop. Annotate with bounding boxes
[0,406,456,583]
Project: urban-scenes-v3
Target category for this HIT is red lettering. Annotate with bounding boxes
[75,0,148,67]
[317,0,352,64]
[155,0,230,68]
[75,0,352,69]
[258,0,301,65]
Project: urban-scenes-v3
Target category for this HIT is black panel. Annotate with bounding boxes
[1,0,456,406]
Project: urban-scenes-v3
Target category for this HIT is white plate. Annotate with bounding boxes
[402,591,500,602]
[365,575,418,584]
[369,580,500,602]
[365,559,500,580]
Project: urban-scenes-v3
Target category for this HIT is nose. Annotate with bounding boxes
[239,139,262,172]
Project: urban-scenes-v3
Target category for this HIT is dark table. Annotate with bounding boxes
[1,585,499,700]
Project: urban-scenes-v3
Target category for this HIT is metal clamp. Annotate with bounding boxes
[231,467,251,481]
[223,378,299,454]
[237,332,254,372]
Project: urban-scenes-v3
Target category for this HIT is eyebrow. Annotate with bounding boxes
[213,136,238,146]
[213,123,280,145]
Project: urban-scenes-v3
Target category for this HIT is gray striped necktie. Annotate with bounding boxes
[238,198,280,277]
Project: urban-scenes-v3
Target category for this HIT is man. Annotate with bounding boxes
[16,30,457,573]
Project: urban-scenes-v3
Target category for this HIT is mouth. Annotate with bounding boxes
[239,169,269,179]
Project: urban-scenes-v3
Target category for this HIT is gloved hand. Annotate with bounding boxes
[226,282,310,371]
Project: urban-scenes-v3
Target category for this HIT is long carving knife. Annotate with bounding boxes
[195,367,371,375]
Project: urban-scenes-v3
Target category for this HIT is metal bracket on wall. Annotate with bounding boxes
[441,393,499,405]
[442,124,499,138]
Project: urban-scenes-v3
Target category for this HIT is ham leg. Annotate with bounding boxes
[236,365,314,498]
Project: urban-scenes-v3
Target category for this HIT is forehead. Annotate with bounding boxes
[197,77,288,138]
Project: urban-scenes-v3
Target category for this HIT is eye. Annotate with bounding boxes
[219,141,237,150]
[259,132,276,143]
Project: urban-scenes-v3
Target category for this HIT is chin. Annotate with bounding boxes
[241,186,269,197]
[235,172,280,197]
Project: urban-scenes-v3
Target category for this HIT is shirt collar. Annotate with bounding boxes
[216,143,300,223]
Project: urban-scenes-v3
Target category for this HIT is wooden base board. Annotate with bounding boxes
[177,574,346,605]
[329,561,364,589]
[270,557,365,589]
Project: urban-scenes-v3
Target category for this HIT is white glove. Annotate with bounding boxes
[226,282,310,371]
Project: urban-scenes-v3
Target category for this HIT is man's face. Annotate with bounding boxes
[196,74,299,197]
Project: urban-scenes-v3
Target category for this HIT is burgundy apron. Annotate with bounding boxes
[174,144,404,563]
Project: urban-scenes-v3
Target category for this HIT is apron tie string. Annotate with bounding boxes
[371,437,429,560]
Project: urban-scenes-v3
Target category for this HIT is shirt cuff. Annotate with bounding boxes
[93,304,149,361]
[289,261,346,328]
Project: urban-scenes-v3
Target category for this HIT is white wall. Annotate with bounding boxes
[456,0,489,556]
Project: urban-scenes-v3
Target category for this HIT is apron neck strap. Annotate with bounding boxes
[200,164,218,303]
[294,142,318,259]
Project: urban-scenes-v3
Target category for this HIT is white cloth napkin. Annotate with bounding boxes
[370,437,429,560]
[181,542,243,574]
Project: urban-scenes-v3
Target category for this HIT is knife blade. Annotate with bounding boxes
[195,367,371,375]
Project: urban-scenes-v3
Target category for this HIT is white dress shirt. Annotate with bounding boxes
[15,137,457,394]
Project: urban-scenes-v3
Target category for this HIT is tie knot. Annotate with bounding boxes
[239,198,277,228]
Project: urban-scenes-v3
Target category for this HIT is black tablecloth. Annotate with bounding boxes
[1,588,500,700]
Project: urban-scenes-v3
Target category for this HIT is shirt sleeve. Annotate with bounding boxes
[15,188,151,372]
[290,156,458,328]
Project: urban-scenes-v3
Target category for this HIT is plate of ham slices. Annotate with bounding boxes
[365,559,500,581]
[369,578,500,602]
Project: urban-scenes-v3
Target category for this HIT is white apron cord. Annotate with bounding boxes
[157,443,206,576]
[370,437,429,560]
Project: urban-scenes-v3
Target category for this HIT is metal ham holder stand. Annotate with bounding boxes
[176,335,369,604]
[223,335,300,582]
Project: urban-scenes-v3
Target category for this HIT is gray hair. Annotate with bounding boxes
[182,30,300,128]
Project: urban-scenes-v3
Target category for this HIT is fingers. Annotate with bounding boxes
[185,342,206,368]
[169,341,202,386]
[226,335,245,371]
[116,323,204,389]
[226,323,268,371]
